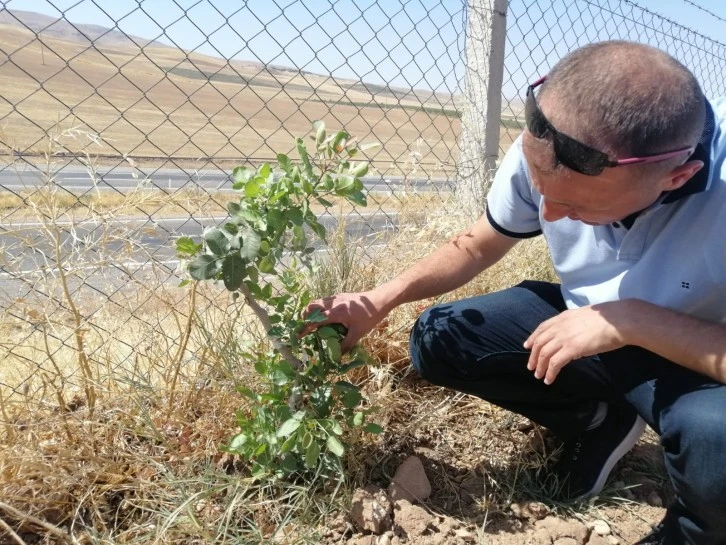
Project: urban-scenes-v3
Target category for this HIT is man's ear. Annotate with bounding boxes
[663,160,704,191]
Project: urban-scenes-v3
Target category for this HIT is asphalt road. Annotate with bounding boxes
[0,164,454,194]
[0,210,398,300]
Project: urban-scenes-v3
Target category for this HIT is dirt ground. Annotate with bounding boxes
[315,372,670,545]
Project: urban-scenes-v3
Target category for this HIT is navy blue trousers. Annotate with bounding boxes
[409,281,726,545]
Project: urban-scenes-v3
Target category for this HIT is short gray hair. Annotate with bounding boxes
[540,41,705,163]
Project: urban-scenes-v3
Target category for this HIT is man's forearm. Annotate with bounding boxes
[623,299,726,383]
[374,217,518,313]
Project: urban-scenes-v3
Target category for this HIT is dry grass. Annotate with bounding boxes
[0,174,569,543]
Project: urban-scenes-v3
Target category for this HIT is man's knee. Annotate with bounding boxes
[661,399,726,509]
[409,304,455,384]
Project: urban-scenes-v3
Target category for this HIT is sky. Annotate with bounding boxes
[3,0,726,102]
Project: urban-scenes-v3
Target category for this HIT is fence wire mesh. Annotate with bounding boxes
[1,0,725,410]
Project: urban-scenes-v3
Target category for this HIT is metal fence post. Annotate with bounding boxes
[457,0,508,222]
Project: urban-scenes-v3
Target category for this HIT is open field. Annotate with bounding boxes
[0,20,521,176]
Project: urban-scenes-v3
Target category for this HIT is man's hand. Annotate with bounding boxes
[300,289,390,352]
[523,301,634,385]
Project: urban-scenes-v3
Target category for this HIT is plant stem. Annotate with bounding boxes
[238,284,304,371]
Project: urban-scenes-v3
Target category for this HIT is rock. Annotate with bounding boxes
[591,519,611,536]
[388,456,432,503]
[533,516,589,545]
[510,501,550,521]
[647,491,664,507]
[587,536,614,545]
[349,537,377,545]
[378,535,390,545]
[392,499,431,538]
[454,528,476,542]
[350,485,393,535]
[607,536,621,545]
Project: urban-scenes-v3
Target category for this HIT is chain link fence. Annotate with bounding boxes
[1,0,725,409]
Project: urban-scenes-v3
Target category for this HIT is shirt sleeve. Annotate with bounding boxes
[485,136,542,238]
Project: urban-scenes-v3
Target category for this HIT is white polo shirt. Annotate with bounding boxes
[486,98,726,324]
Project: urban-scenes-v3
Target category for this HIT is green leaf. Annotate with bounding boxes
[189,254,218,280]
[324,338,342,362]
[339,359,369,374]
[281,454,298,473]
[326,435,345,457]
[364,423,384,434]
[228,433,248,451]
[332,130,350,153]
[317,325,341,340]
[341,388,362,409]
[350,162,369,178]
[317,197,333,208]
[224,223,239,235]
[222,253,246,291]
[227,201,242,217]
[241,229,261,261]
[347,191,367,207]
[277,153,292,174]
[305,441,321,468]
[306,308,327,323]
[177,279,190,288]
[205,228,229,256]
[287,208,304,226]
[307,218,327,241]
[335,175,355,196]
[245,178,263,198]
[259,163,271,179]
[353,412,364,427]
[246,265,259,284]
[233,166,253,184]
[313,120,326,145]
[301,432,313,449]
[329,420,343,436]
[254,359,267,375]
[176,236,201,256]
[281,434,297,453]
[296,137,314,178]
[267,209,285,231]
[277,418,301,438]
[259,255,276,274]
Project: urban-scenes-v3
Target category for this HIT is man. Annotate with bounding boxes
[304,41,726,544]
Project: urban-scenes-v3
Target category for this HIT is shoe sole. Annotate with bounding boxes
[582,415,646,498]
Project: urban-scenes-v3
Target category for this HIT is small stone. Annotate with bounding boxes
[389,455,432,503]
[378,535,390,545]
[647,491,664,507]
[586,536,612,545]
[510,501,550,521]
[534,516,589,544]
[392,499,431,538]
[350,485,393,535]
[592,519,611,536]
[454,528,476,542]
[607,536,621,545]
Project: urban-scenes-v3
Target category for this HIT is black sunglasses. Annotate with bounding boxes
[525,76,694,176]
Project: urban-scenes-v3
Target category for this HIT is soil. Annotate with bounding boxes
[321,373,670,545]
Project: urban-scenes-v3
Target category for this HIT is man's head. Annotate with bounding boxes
[522,40,706,225]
